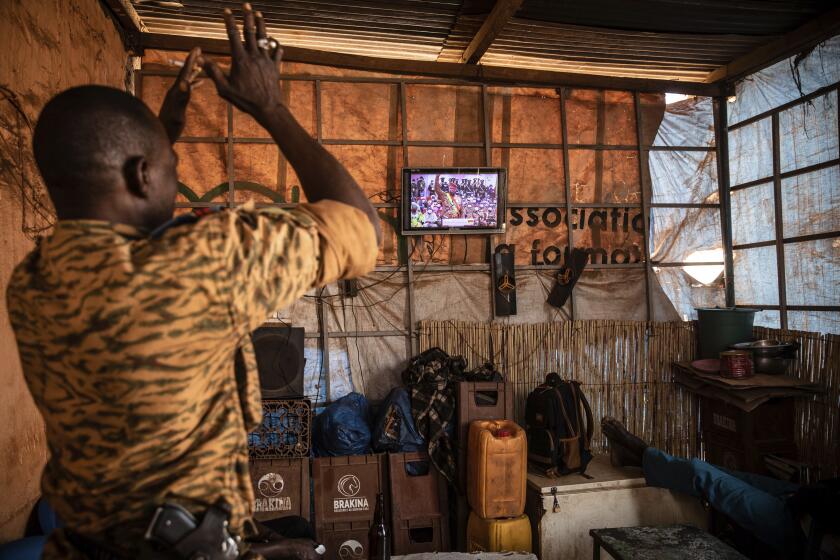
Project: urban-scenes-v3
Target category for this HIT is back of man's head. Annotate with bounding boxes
[33,85,170,218]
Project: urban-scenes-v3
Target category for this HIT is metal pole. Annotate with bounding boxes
[633,92,653,322]
[771,113,788,329]
[714,97,735,308]
[559,88,576,320]
[400,82,417,356]
[318,289,331,402]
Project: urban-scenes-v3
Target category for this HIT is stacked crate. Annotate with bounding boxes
[313,454,388,560]
[248,399,312,522]
[389,452,450,554]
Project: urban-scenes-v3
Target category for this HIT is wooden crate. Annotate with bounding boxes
[249,457,310,521]
[393,515,448,555]
[389,452,450,554]
[315,520,372,560]
[313,454,388,525]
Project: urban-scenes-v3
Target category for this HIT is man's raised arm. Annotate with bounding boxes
[202,4,382,245]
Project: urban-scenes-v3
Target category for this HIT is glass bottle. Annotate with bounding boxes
[368,492,390,560]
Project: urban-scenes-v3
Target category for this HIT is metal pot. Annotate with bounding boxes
[730,339,799,375]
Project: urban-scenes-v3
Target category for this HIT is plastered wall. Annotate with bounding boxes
[0,0,127,541]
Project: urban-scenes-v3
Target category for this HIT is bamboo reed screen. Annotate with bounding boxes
[419,320,701,458]
[420,320,839,476]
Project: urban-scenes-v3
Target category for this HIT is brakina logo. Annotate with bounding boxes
[337,474,361,497]
[333,473,369,513]
[257,472,285,498]
[338,539,364,559]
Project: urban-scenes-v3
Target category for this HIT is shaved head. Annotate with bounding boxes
[33,85,178,230]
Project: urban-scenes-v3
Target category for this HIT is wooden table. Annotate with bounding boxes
[589,525,746,560]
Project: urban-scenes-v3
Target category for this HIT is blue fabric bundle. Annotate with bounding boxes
[313,392,371,456]
[371,387,425,453]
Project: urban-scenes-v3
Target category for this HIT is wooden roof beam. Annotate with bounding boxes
[139,32,723,96]
[706,6,840,84]
[460,0,524,64]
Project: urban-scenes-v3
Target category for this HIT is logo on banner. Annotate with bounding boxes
[254,472,291,513]
[338,539,364,560]
[334,473,369,513]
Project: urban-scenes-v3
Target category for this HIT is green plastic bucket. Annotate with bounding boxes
[695,307,757,359]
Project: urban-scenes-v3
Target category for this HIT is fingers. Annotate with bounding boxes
[177,47,203,91]
[242,3,258,53]
[223,8,246,60]
[255,10,267,42]
[202,59,231,96]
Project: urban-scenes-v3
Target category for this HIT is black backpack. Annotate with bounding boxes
[525,373,594,476]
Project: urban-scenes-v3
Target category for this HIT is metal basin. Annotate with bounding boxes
[730,339,799,375]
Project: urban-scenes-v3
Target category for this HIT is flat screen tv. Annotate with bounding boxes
[401,167,507,235]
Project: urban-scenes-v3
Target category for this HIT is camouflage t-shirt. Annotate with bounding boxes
[6,200,378,558]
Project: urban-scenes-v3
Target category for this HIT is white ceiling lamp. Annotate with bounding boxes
[683,248,724,285]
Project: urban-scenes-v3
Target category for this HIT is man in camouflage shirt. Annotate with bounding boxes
[6,4,380,559]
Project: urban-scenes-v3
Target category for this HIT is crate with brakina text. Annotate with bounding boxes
[314,520,373,560]
[313,454,388,525]
[249,457,310,522]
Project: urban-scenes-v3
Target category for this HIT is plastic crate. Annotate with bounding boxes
[388,452,448,522]
[315,520,373,560]
[393,515,448,555]
[248,399,311,458]
[249,457,310,522]
[313,454,388,525]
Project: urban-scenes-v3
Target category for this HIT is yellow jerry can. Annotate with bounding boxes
[466,511,532,553]
[467,419,527,519]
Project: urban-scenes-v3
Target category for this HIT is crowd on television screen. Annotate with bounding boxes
[409,174,498,228]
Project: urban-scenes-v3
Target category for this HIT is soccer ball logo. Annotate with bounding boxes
[338,539,364,559]
[257,472,285,498]
[337,474,361,497]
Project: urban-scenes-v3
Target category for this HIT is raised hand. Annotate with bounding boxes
[158,46,203,144]
[202,4,284,125]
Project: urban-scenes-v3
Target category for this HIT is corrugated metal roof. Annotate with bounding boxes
[477,19,772,80]
[517,0,832,35]
[130,0,835,81]
[134,0,463,60]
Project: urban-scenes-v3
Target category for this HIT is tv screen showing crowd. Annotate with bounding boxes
[407,172,500,230]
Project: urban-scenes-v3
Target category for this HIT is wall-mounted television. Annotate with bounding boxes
[401,167,507,235]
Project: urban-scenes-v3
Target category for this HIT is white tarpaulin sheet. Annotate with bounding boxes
[728,36,840,334]
[649,96,725,320]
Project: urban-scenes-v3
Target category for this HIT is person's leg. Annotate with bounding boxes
[717,467,800,498]
[642,447,800,553]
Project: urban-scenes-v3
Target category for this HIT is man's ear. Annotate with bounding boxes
[123,156,151,199]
